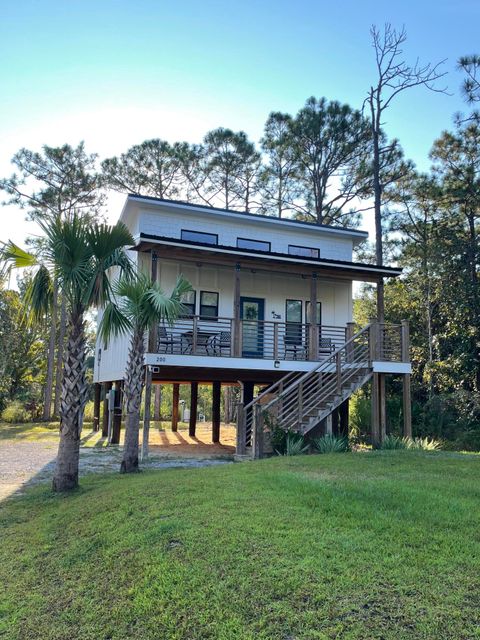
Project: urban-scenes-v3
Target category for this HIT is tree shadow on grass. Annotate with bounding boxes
[0,421,59,441]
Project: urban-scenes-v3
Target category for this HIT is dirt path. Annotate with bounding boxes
[0,426,235,502]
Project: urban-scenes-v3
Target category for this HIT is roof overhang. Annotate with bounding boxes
[134,233,402,282]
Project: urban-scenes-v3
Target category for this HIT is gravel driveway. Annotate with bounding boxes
[0,439,232,501]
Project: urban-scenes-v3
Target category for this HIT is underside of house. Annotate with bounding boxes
[93,196,412,456]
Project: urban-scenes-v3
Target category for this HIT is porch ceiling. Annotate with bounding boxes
[134,233,401,282]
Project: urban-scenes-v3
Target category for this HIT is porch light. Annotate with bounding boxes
[274,360,280,368]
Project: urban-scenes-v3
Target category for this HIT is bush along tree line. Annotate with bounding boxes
[0,25,479,490]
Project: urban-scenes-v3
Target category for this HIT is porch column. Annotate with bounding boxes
[346,322,356,363]
[172,383,180,432]
[233,264,241,357]
[403,374,412,438]
[325,414,333,435]
[154,385,161,422]
[189,382,198,437]
[93,383,101,431]
[142,367,152,459]
[371,373,380,447]
[401,319,412,438]
[339,399,349,437]
[102,381,112,437]
[111,380,123,444]
[379,374,387,443]
[309,272,318,360]
[212,381,221,443]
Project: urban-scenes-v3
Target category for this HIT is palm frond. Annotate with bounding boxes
[40,214,92,304]
[108,271,193,334]
[87,222,134,261]
[98,301,132,343]
[84,222,134,307]
[147,275,192,325]
[171,274,194,302]
[1,241,37,268]
[23,265,54,323]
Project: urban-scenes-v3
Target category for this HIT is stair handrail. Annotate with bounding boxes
[259,323,373,413]
[242,369,301,412]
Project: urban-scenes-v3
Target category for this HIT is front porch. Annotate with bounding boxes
[156,315,351,362]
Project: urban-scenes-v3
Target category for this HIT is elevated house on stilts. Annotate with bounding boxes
[93,196,411,456]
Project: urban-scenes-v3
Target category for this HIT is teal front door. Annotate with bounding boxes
[240,297,265,358]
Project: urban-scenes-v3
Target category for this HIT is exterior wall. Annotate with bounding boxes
[93,251,137,384]
[94,309,131,383]
[136,204,356,261]
[157,258,353,326]
[95,199,360,383]
[93,257,353,383]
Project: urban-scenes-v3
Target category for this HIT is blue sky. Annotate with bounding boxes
[1,0,478,244]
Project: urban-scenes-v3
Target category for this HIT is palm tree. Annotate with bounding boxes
[99,272,191,473]
[1,214,133,491]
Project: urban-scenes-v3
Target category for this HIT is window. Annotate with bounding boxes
[288,245,320,259]
[286,299,302,323]
[285,299,303,345]
[200,291,219,319]
[306,301,322,325]
[181,229,218,245]
[237,237,271,252]
[180,290,196,318]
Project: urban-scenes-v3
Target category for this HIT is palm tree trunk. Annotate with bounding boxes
[121,327,145,473]
[43,284,58,420]
[52,307,88,492]
[54,293,67,417]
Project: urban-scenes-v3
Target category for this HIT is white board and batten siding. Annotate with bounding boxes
[154,259,353,327]
[135,202,361,262]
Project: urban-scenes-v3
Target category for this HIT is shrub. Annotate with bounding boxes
[313,434,350,454]
[349,391,370,440]
[284,433,310,456]
[408,437,442,451]
[83,401,95,423]
[379,435,408,450]
[379,435,442,451]
[1,400,30,424]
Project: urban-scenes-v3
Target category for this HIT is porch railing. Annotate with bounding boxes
[156,316,349,361]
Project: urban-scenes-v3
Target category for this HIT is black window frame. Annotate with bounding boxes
[288,244,320,259]
[199,291,219,320]
[181,229,218,245]
[306,301,322,325]
[180,290,196,318]
[285,299,303,345]
[286,299,303,323]
[236,237,271,252]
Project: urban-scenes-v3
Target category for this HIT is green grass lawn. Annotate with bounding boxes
[1,452,479,639]
[0,420,61,441]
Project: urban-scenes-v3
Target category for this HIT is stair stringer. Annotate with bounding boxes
[300,369,373,435]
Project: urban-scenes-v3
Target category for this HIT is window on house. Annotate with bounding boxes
[288,245,320,259]
[200,291,219,319]
[285,299,303,345]
[237,237,271,252]
[306,301,322,325]
[181,229,218,245]
[180,290,196,318]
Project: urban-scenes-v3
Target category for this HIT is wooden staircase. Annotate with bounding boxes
[236,322,407,458]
